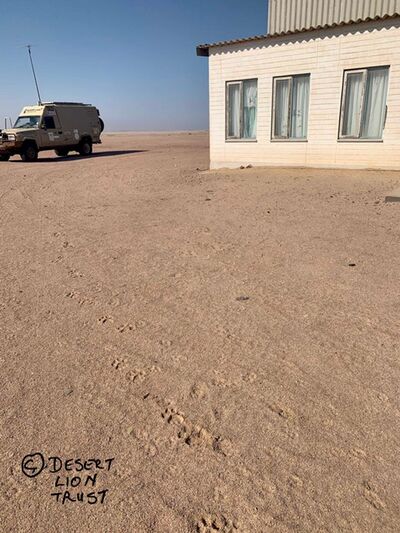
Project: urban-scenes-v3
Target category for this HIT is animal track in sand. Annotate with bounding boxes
[125,426,159,458]
[215,325,239,341]
[196,514,239,532]
[97,314,148,333]
[267,403,295,420]
[212,375,239,388]
[64,290,93,306]
[179,249,199,258]
[213,486,228,503]
[98,315,114,325]
[363,481,385,511]
[117,320,146,333]
[123,394,236,458]
[51,255,64,264]
[162,405,214,448]
[52,231,74,250]
[67,267,84,278]
[376,391,391,404]
[80,383,108,410]
[111,358,127,370]
[126,365,161,384]
[190,382,209,400]
[350,447,367,460]
[288,474,304,488]
[159,339,173,348]
[148,397,234,456]
[116,323,134,333]
[0,477,21,501]
[267,403,299,442]
[242,372,257,384]
[111,358,161,385]
[212,371,258,389]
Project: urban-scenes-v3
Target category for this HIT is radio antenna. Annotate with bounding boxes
[26,45,42,105]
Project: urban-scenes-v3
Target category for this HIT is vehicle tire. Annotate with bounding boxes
[78,139,92,156]
[0,154,10,161]
[99,118,104,133]
[21,143,38,162]
[55,149,69,157]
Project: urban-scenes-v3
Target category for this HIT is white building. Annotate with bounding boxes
[197,0,400,170]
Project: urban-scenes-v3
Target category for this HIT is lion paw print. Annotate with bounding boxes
[160,405,234,456]
[116,323,134,334]
[126,365,160,383]
[196,514,239,533]
[98,315,113,325]
[111,358,127,370]
[162,406,214,448]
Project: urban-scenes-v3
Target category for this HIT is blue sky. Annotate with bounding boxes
[0,0,267,131]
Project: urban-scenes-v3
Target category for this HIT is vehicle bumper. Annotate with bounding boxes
[0,141,22,155]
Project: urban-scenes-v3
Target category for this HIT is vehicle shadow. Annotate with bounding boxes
[10,150,147,162]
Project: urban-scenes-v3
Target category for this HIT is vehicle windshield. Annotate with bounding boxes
[13,116,41,129]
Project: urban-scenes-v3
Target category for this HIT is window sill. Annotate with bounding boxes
[225,139,258,143]
[337,138,384,143]
[271,138,308,142]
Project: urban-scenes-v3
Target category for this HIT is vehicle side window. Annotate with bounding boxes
[43,116,56,129]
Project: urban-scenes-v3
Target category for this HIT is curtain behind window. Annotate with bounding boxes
[290,75,310,139]
[361,68,389,139]
[228,84,241,138]
[274,79,290,138]
[342,72,364,137]
[243,80,257,139]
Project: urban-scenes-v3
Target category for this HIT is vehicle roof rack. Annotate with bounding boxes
[42,102,90,106]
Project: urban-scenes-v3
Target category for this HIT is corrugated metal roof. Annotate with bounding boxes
[197,34,268,56]
[268,0,400,35]
[196,10,400,56]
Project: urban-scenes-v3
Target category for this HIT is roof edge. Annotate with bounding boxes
[196,45,210,57]
[196,13,400,56]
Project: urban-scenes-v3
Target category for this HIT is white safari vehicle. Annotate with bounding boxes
[0,102,104,161]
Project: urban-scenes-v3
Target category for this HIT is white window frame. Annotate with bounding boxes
[225,79,257,142]
[271,74,310,141]
[338,66,389,141]
[339,69,367,139]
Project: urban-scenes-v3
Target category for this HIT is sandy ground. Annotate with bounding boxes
[1,132,399,533]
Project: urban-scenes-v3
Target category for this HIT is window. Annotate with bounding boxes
[272,74,310,140]
[339,67,389,140]
[226,79,257,140]
[43,116,56,129]
[14,116,40,129]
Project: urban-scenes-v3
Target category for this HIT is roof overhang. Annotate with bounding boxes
[196,46,211,57]
[197,35,267,57]
[196,13,400,57]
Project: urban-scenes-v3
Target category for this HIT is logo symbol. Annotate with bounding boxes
[21,453,46,478]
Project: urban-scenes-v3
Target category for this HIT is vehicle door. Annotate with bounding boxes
[54,108,74,146]
[39,108,63,148]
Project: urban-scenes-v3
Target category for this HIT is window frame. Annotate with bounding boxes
[271,73,310,142]
[338,65,390,142]
[225,78,258,142]
[43,116,56,130]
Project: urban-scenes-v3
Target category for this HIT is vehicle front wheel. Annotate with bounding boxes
[78,139,92,156]
[21,144,38,162]
[55,149,69,157]
[0,154,10,161]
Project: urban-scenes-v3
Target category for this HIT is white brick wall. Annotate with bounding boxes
[208,18,400,169]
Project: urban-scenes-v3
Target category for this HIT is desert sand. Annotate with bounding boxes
[1,132,399,532]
